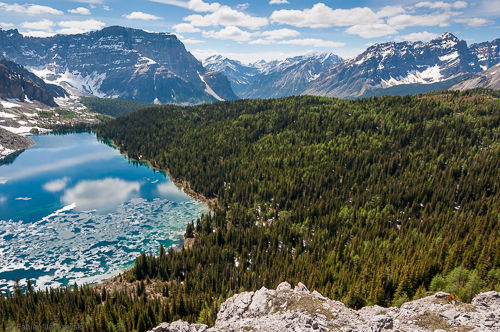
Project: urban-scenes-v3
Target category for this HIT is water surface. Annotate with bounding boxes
[0,132,207,291]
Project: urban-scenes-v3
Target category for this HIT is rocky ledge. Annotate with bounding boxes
[150,282,499,332]
[0,127,34,160]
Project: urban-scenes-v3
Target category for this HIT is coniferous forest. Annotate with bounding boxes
[1,91,499,331]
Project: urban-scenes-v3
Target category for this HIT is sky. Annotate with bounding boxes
[0,0,498,63]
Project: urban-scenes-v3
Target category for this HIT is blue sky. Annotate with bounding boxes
[0,0,498,63]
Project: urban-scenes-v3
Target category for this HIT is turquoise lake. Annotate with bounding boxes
[0,132,208,292]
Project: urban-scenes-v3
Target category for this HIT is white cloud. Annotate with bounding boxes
[62,178,140,212]
[181,38,205,44]
[43,177,71,193]
[346,23,397,38]
[248,38,274,45]
[124,11,162,20]
[185,6,268,29]
[260,28,300,40]
[415,1,467,10]
[103,5,110,11]
[376,5,405,18]
[387,13,453,29]
[0,22,14,29]
[270,3,379,28]
[0,195,6,204]
[236,3,249,11]
[173,23,200,33]
[455,17,489,27]
[74,0,104,3]
[395,31,439,42]
[149,0,221,12]
[0,2,63,15]
[202,26,254,41]
[269,0,289,4]
[21,19,55,31]
[279,38,345,48]
[68,7,91,15]
[57,19,106,34]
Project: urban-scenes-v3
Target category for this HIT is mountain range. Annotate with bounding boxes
[203,53,343,99]
[0,26,236,105]
[207,33,499,99]
[0,28,498,106]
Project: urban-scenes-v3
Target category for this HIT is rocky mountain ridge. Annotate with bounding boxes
[203,53,343,99]
[207,33,499,99]
[0,59,67,107]
[150,282,500,332]
[452,62,500,90]
[305,32,499,98]
[0,26,237,104]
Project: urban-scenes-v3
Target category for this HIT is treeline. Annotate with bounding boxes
[1,91,499,331]
[80,97,152,117]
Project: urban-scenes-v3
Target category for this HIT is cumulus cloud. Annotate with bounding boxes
[124,11,162,20]
[455,17,489,27]
[185,6,268,29]
[0,22,14,29]
[203,26,255,41]
[387,13,453,29]
[269,0,289,4]
[173,23,201,33]
[21,19,55,31]
[57,19,106,34]
[0,2,63,15]
[376,5,405,18]
[0,195,6,204]
[62,178,140,212]
[260,28,300,40]
[346,23,397,38]
[149,0,221,12]
[43,177,71,193]
[68,7,91,15]
[395,31,439,42]
[414,1,467,10]
[279,38,345,48]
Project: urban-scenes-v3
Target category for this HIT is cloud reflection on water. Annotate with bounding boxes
[156,182,189,202]
[62,177,141,212]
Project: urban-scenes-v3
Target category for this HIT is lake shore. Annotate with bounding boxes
[106,138,217,211]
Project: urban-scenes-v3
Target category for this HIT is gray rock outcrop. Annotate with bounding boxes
[150,282,500,332]
[0,127,33,159]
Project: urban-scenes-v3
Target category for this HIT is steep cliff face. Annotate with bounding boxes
[0,27,236,104]
[150,282,500,332]
[452,63,500,90]
[303,33,500,98]
[0,59,67,106]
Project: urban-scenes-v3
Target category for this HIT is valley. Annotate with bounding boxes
[0,7,498,331]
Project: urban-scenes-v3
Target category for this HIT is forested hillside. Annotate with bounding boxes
[1,92,499,331]
[80,97,152,117]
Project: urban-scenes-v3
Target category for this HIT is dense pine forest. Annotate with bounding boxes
[80,97,152,117]
[1,91,499,331]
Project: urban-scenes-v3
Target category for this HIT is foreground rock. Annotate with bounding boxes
[150,282,500,332]
[0,127,33,159]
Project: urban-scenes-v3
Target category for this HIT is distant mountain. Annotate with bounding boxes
[452,62,500,91]
[0,26,237,104]
[304,33,500,98]
[204,53,343,99]
[0,59,67,107]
